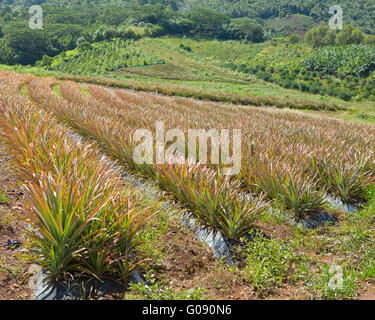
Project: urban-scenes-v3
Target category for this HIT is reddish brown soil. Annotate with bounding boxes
[154,223,256,300]
[358,284,375,300]
[0,146,33,300]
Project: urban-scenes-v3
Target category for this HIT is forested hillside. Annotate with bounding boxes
[2,0,375,33]
[183,0,375,33]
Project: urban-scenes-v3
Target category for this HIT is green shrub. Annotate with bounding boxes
[289,33,300,44]
[291,81,300,90]
[179,43,192,52]
[241,233,295,297]
[256,71,272,82]
[302,45,375,77]
[338,90,353,101]
[299,82,309,92]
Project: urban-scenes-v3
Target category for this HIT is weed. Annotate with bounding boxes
[127,272,207,300]
[309,263,359,300]
[240,233,296,297]
[0,189,10,204]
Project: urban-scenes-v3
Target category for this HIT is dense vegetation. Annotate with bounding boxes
[3,0,375,33]
[303,45,375,77]
[0,1,267,65]
[1,0,375,67]
[305,25,375,48]
[182,0,375,34]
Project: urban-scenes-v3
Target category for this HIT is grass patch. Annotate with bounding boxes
[126,272,207,300]
[0,189,10,204]
[52,84,61,97]
[20,84,28,97]
[236,233,300,297]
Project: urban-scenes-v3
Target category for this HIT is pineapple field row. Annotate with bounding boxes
[1,70,375,299]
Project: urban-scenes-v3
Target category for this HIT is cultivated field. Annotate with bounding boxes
[1,70,375,300]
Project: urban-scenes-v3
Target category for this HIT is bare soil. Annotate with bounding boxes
[0,146,33,300]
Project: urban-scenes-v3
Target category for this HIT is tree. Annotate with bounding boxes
[364,34,375,45]
[119,26,145,40]
[305,25,330,48]
[166,17,193,34]
[102,27,118,40]
[228,18,265,42]
[76,36,87,47]
[4,28,53,65]
[335,25,364,45]
[40,55,53,68]
[322,29,337,46]
[189,9,230,36]
[77,41,91,50]
[305,24,366,48]
[145,24,165,37]
[0,40,16,65]
[289,33,300,43]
